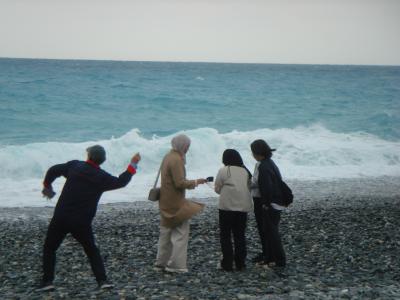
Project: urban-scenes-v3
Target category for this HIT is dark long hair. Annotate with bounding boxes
[222,149,252,179]
[250,139,276,159]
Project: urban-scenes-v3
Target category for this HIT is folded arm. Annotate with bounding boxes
[42,160,78,199]
[43,160,77,188]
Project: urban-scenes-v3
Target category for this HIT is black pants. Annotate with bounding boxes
[42,218,107,283]
[253,197,267,256]
[263,207,286,266]
[219,210,247,270]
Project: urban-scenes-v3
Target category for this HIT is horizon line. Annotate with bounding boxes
[0,56,399,67]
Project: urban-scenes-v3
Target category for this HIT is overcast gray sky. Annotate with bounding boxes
[1,0,399,65]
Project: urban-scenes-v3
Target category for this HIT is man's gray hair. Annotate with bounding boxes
[86,145,106,165]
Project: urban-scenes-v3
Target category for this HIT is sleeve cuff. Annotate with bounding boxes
[127,164,137,175]
[43,181,51,188]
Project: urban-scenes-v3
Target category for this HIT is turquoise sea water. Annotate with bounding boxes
[1,58,399,144]
[0,58,399,206]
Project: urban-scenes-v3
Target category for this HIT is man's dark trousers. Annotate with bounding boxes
[219,210,247,270]
[42,217,106,284]
[263,207,286,266]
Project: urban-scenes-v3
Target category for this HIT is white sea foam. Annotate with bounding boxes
[0,125,399,207]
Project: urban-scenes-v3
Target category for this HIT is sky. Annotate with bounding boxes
[0,0,399,65]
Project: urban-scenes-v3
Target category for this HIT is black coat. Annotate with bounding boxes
[44,160,134,223]
[257,158,284,206]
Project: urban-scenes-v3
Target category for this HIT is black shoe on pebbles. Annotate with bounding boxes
[98,280,114,290]
[275,261,286,268]
[218,260,233,272]
[35,281,55,292]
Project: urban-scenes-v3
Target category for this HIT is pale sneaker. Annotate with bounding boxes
[165,266,188,274]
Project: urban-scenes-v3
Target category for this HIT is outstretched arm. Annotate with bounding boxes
[101,153,141,192]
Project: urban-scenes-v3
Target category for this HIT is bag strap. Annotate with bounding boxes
[153,156,165,188]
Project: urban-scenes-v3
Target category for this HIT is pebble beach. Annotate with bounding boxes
[1,177,400,299]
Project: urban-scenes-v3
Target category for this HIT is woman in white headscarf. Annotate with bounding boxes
[155,134,207,273]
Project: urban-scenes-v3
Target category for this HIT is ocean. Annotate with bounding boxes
[0,58,399,207]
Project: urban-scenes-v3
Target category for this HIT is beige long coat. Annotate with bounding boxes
[159,150,204,228]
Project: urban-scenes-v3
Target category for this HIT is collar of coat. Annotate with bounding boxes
[86,159,100,169]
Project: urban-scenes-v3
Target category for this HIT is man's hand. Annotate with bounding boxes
[42,186,56,199]
[131,153,141,164]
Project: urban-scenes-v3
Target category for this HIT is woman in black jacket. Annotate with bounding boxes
[250,139,286,267]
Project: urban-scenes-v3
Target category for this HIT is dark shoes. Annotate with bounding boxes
[98,280,114,290]
[219,259,246,271]
[219,260,233,271]
[275,261,286,268]
[36,280,114,292]
[35,281,55,292]
[252,253,286,268]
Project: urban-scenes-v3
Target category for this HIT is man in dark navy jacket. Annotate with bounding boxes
[37,145,141,292]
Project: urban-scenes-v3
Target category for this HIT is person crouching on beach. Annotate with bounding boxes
[37,145,141,292]
[154,134,207,273]
[250,139,286,268]
[214,149,253,271]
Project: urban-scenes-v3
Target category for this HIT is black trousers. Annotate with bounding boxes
[42,217,107,283]
[253,197,267,256]
[219,210,247,270]
[263,207,286,266]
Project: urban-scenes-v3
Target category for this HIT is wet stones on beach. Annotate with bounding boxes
[0,195,400,299]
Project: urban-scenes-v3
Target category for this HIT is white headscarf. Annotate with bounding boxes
[171,134,191,162]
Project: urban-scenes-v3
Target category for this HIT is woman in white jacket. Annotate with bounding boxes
[214,149,253,271]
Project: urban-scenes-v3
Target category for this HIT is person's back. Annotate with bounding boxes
[159,150,193,215]
[258,158,284,207]
[214,149,252,271]
[51,160,132,221]
[215,165,252,212]
[154,134,206,274]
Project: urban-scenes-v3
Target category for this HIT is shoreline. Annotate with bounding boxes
[1,175,399,217]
